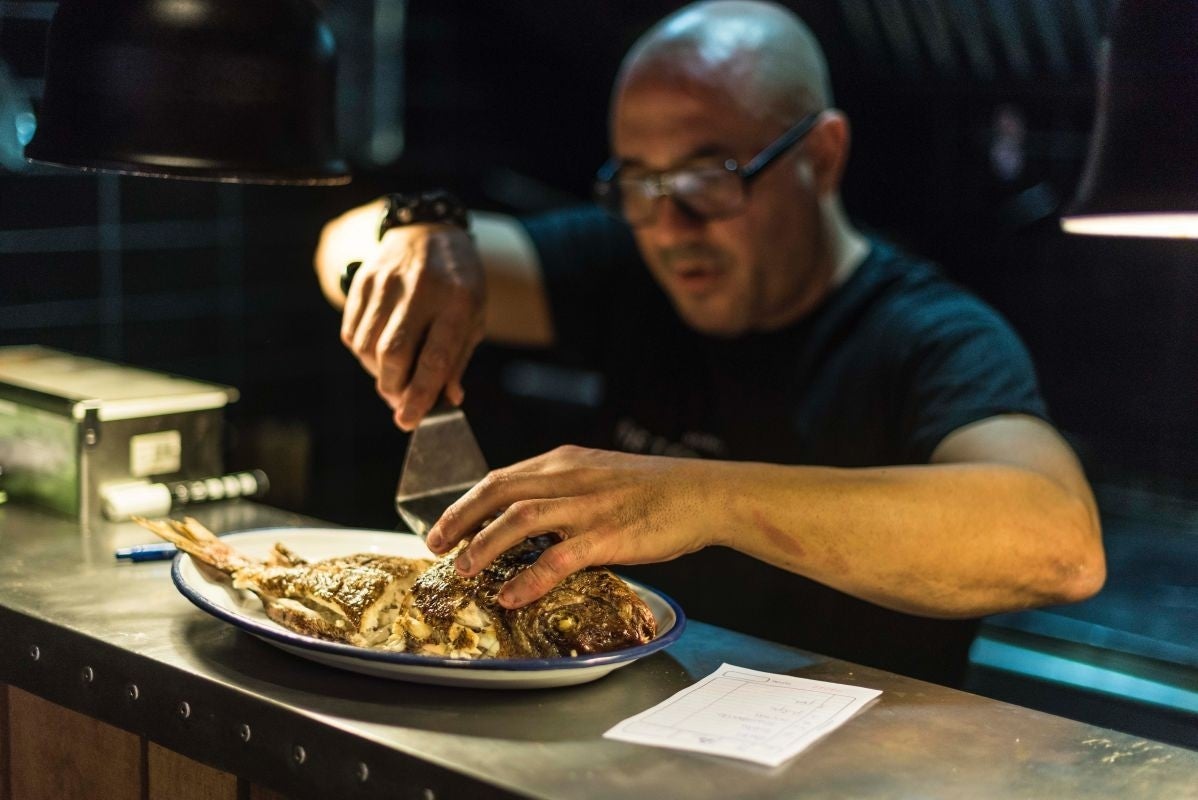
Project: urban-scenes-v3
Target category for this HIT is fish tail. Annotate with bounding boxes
[132,516,255,573]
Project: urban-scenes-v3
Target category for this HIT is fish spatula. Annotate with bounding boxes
[394,398,488,538]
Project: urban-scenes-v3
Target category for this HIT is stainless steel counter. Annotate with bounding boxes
[1,501,1195,799]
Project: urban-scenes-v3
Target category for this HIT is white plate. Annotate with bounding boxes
[171,528,685,689]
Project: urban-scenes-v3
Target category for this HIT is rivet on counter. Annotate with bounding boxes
[177,701,191,719]
[292,745,307,765]
[356,762,369,783]
[28,645,40,661]
[81,666,94,683]
[127,683,140,700]
[238,724,252,743]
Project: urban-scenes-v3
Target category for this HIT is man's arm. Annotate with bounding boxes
[314,202,554,428]
[426,413,1105,619]
[716,413,1103,618]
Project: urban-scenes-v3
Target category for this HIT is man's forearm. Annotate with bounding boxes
[470,212,555,347]
[712,460,1105,619]
[313,199,385,309]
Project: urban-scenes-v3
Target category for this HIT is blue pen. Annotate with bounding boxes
[114,543,178,562]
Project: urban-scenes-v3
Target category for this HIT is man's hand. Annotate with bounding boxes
[316,205,553,424]
[424,446,721,608]
[341,224,486,430]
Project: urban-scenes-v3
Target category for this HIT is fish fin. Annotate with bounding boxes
[131,516,255,574]
[132,516,215,563]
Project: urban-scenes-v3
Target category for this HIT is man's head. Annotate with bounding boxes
[608,0,852,336]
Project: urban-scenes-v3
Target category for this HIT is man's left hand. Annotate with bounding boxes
[424,445,721,608]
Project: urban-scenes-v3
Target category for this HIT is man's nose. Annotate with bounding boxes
[646,194,705,241]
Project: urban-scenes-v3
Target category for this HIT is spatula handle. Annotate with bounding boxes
[426,396,456,418]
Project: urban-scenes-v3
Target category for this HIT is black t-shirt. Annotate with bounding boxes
[520,205,1048,686]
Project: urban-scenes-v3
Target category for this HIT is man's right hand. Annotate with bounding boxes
[340,224,486,431]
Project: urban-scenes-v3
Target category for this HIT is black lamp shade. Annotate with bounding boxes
[1061,0,1198,237]
[25,0,350,185]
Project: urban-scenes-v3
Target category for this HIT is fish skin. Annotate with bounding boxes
[410,538,657,658]
[235,553,431,645]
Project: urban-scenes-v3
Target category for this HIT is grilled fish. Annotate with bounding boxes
[135,517,656,659]
[401,536,657,658]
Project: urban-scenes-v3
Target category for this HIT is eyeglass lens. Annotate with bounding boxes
[618,167,746,225]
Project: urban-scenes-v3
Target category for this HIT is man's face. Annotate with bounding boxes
[611,75,825,337]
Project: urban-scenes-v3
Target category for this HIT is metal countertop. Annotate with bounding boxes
[1,501,1196,799]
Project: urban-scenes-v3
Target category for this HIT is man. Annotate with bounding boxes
[315,0,1104,685]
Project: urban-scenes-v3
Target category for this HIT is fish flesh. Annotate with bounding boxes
[135,517,657,659]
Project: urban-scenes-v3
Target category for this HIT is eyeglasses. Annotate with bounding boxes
[594,111,821,227]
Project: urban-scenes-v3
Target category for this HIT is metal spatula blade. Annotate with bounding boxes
[394,399,488,538]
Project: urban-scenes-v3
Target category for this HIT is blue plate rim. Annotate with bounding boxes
[170,526,687,672]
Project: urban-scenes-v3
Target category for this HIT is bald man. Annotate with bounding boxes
[315,0,1104,685]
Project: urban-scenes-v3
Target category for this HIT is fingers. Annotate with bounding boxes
[427,452,602,552]
[451,497,579,576]
[375,315,417,413]
[444,496,603,609]
[445,328,485,407]
[427,474,557,552]
[340,270,373,373]
[394,299,477,430]
[418,447,691,610]
[338,227,486,428]
[342,259,406,379]
[418,445,674,610]
[498,536,599,608]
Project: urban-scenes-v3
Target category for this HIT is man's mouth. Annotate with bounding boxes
[660,250,725,293]
[672,265,722,292]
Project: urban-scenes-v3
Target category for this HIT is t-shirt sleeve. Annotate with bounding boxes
[894,292,1050,463]
[517,205,644,367]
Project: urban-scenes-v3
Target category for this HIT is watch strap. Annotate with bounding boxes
[378,190,469,240]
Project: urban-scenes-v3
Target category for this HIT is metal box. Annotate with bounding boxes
[0,346,237,522]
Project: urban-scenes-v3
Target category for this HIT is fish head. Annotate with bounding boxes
[516,569,657,656]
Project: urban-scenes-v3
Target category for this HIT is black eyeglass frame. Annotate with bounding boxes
[594,110,822,224]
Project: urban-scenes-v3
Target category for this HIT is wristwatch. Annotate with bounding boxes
[340,190,470,296]
[377,189,470,240]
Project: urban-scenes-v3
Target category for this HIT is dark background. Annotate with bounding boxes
[2,0,1197,741]
[5,0,1197,527]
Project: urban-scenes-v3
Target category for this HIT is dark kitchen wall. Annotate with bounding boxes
[2,0,1196,528]
[818,0,1198,502]
[0,1,405,524]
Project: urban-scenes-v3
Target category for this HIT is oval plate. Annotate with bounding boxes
[171,528,685,689]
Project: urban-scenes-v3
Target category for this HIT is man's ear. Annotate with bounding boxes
[801,110,850,197]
